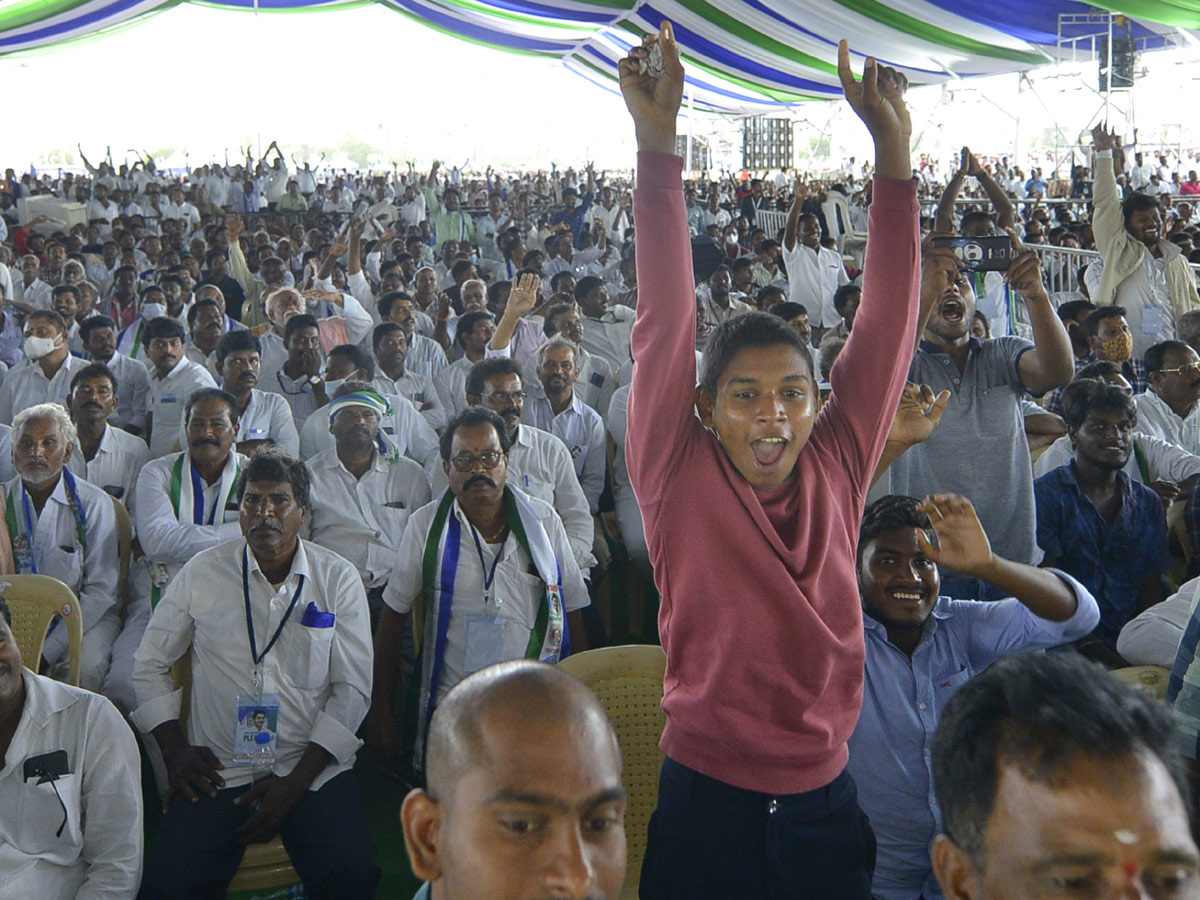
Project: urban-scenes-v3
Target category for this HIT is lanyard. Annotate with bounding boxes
[19,485,39,575]
[241,545,306,673]
[470,523,505,605]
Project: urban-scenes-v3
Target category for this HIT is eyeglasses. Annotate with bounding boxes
[1158,362,1200,377]
[483,391,526,403]
[450,450,504,473]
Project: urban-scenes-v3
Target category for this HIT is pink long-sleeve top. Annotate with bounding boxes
[627,151,919,794]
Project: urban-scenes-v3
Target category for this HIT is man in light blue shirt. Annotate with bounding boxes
[847,493,1100,900]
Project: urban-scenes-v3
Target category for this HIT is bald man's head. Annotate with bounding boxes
[403,660,627,900]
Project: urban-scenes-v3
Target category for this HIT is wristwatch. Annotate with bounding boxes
[308,375,322,386]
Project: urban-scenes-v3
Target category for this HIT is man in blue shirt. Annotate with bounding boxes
[848,493,1099,900]
[1035,377,1172,667]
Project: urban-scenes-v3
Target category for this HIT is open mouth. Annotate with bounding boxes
[940,297,965,325]
[750,436,788,469]
[888,588,928,604]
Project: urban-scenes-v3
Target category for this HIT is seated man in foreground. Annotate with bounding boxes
[849,494,1099,900]
[132,452,379,899]
[400,660,628,900]
[931,652,1199,900]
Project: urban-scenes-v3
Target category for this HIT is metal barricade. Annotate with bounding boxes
[754,210,788,240]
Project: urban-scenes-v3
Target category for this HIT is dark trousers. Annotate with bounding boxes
[139,770,380,900]
[639,757,876,900]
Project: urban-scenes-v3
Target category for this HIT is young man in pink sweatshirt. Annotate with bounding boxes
[621,26,920,898]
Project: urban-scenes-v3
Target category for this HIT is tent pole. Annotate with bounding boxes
[686,88,694,173]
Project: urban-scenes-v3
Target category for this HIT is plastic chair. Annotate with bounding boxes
[558,644,667,899]
[171,651,302,895]
[1111,665,1171,701]
[0,574,83,685]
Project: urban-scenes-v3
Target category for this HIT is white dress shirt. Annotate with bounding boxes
[97,350,152,433]
[383,491,588,703]
[4,473,120,669]
[432,424,595,570]
[0,356,88,426]
[1117,576,1198,667]
[579,306,635,374]
[433,355,476,417]
[783,241,850,328]
[132,538,373,790]
[405,333,449,380]
[298,393,440,479]
[523,388,606,513]
[235,389,300,457]
[373,370,448,432]
[15,278,53,311]
[1034,431,1200,483]
[1134,391,1200,456]
[67,425,150,512]
[0,670,142,899]
[147,358,218,458]
[305,448,432,588]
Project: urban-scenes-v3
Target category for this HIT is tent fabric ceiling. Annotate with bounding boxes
[2,0,1198,112]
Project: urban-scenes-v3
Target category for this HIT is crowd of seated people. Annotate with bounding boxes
[1,25,1200,900]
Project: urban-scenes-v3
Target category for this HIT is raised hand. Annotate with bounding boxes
[887,382,951,450]
[837,40,911,180]
[960,147,984,177]
[618,23,686,155]
[506,273,541,318]
[1002,228,1048,302]
[915,494,993,575]
[225,212,244,242]
[1091,123,1116,152]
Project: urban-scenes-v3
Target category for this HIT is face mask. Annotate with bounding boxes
[141,302,167,321]
[323,376,348,396]
[1099,332,1134,363]
[24,334,58,360]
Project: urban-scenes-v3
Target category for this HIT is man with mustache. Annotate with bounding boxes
[882,237,1074,598]
[133,452,379,899]
[1134,340,1200,456]
[145,317,218,459]
[848,493,1098,900]
[3,403,121,693]
[0,310,88,427]
[305,388,431,613]
[67,363,149,510]
[1090,125,1200,358]
[215,330,300,458]
[372,323,448,433]
[80,314,152,435]
[185,297,226,378]
[371,407,589,775]
[1035,378,1172,668]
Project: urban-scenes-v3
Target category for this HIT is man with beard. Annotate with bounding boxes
[697,265,754,329]
[216,330,300,457]
[1035,378,1171,668]
[80,314,151,434]
[848,493,1098,900]
[133,452,378,899]
[530,303,615,419]
[3,403,121,692]
[576,276,635,374]
[378,290,447,379]
[370,408,588,775]
[1091,126,1200,357]
[883,238,1074,599]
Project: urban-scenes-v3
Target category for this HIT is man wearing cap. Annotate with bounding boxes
[305,389,432,610]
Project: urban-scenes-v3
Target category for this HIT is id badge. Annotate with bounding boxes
[463,614,504,677]
[233,694,280,768]
[1142,306,1167,336]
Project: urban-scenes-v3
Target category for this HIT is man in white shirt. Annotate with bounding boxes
[114,284,169,364]
[370,407,589,774]
[15,254,53,311]
[524,337,607,513]
[0,311,87,425]
[132,452,379,898]
[459,358,595,572]
[67,363,150,510]
[1117,574,1198,666]
[260,287,374,379]
[0,597,142,898]
[372,323,448,432]
[216,331,300,457]
[306,390,431,605]
[145,318,218,459]
[80,315,152,435]
[697,265,755,328]
[577,277,635,373]
[3,403,121,692]
[783,191,849,344]
[378,291,448,379]
[526,303,615,420]
[1134,340,1200,455]
[435,310,494,416]
[162,186,200,232]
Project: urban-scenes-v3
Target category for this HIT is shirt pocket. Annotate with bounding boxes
[932,665,973,714]
[14,774,80,855]
[43,545,82,593]
[282,623,335,691]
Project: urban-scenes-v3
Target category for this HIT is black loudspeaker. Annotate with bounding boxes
[742,118,793,170]
[1098,36,1136,91]
[675,136,711,170]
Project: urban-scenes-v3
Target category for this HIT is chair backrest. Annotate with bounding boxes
[1112,665,1172,701]
[557,644,666,896]
[0,574,83,685]
[111,495,132,606]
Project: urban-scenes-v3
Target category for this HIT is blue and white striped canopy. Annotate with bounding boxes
[2,0,1197,113]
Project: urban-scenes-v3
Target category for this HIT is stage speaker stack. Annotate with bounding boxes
[742,118,793,171]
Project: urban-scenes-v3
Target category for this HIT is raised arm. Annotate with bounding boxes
[1007,229,1075,393]
[934,151,967,234]
[783,176,807,252]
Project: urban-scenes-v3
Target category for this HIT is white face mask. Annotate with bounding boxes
[141,302,167,321]
[24,334,59,361]
[323,376,348,396]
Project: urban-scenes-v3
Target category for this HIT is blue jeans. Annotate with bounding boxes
[639,758,876,900]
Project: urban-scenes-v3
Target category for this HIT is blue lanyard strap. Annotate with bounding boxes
[241,545,306,668]
[424,512,463,742]
[19,485,39,575]
[470,525,505,597]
